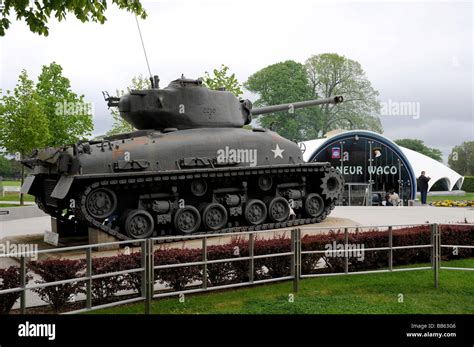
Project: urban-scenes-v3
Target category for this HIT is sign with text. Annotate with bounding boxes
[44,230,59,246]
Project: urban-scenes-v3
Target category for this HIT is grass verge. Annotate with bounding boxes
[90,258,474,315]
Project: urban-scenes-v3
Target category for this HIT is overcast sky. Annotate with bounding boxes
[0,0,472,161]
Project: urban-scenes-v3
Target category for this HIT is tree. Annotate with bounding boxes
[305,53,382,134]
[0,0,147,36]
[244,60,314,141]
[394,139,443,162]
[245,54,383,142]
[36,62,94,147]
[448,141,474,176]
[0,70,50,205]
[106,74,151,136]
[202,64,243,97]
[0,155,22,179]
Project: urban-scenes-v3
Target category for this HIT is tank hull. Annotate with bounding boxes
[23,128,344,240]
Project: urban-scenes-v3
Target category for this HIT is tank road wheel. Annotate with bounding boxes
[124,210,154,239]
[267,197,290,222]
[304,193,325,218]
[202,203,228,231]
[85,188,117,220]
[244,199,267,225]
[174,206,201,234]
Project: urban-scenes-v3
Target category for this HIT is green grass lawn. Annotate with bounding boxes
[0,180,21,186]
[427,192,474,202]
[0,180,35,202]
[91,258,474,315]
[0,193,35,202]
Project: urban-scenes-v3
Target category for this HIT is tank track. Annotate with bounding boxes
[67,164,340,242]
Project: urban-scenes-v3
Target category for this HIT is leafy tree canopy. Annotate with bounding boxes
[245,54,382,141]
[0,69,50,156]
[36,62,94,147]
[0,0,147,36]
[394,138,443,162]
[245,60,314,141]
[202,64,243,97]
[448,141,474,176]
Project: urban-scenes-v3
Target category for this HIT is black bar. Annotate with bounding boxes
[0,314,472,345]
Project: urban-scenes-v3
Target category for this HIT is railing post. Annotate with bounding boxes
[344,227,349,274]
[20,255,26,314]
[141,240,148,313]
[249,233,254,283]
[292,228,300,293]
[202,237,207,289]
[86,248,92,309]
[297,228,301,283]
[147,239,154,313]
[388,226,393,271]
[434,223,439,288]
[142,239,153,314]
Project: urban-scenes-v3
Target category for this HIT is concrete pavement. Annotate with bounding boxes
[330,206,474,226]
[1,205,472,240]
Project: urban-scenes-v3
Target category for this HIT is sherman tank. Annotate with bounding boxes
[21,76,344,240]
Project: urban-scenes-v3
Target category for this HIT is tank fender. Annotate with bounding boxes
[51,176,75,199]
[20,175,36,194]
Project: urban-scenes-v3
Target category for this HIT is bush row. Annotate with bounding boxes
[462,176,474,192]
[0,224,472,313]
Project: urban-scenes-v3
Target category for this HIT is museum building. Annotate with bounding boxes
[302,130,464,206]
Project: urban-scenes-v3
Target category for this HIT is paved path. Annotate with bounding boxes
[331,206,473,226]
[1,206,472,240]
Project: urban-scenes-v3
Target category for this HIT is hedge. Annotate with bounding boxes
[462,176,474,192]
[0,224,472,314]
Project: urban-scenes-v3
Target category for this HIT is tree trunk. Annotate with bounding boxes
[20,164,24,206]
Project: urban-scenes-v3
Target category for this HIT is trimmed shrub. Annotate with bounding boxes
[254,235,292,280]
[0,266,31,314]
[462,176,474,192]
[154,248,202,291]
[120,252,144,294]
[28,258,85,313]
[207,238,249,286]
[301,225,435,274]
[91,254,140,304]
[440,224,474,260]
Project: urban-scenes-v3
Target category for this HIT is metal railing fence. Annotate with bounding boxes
[0,222,472,314]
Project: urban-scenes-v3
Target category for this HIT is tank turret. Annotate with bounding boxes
[105,76,343,130]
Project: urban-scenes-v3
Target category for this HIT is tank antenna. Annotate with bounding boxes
[135,15,154,87]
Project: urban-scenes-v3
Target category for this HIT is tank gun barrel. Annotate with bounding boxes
[251,95,343,116]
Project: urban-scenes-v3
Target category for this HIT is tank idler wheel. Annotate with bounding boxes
[174,206,201,234]
[304,193,325,218]
[124,209,155,239]
[244,199,267,225]
[85,187,117,220]
[202,203,228,231]
[267,197,290,222]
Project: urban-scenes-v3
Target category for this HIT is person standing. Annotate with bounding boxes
[418,171,431,205]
